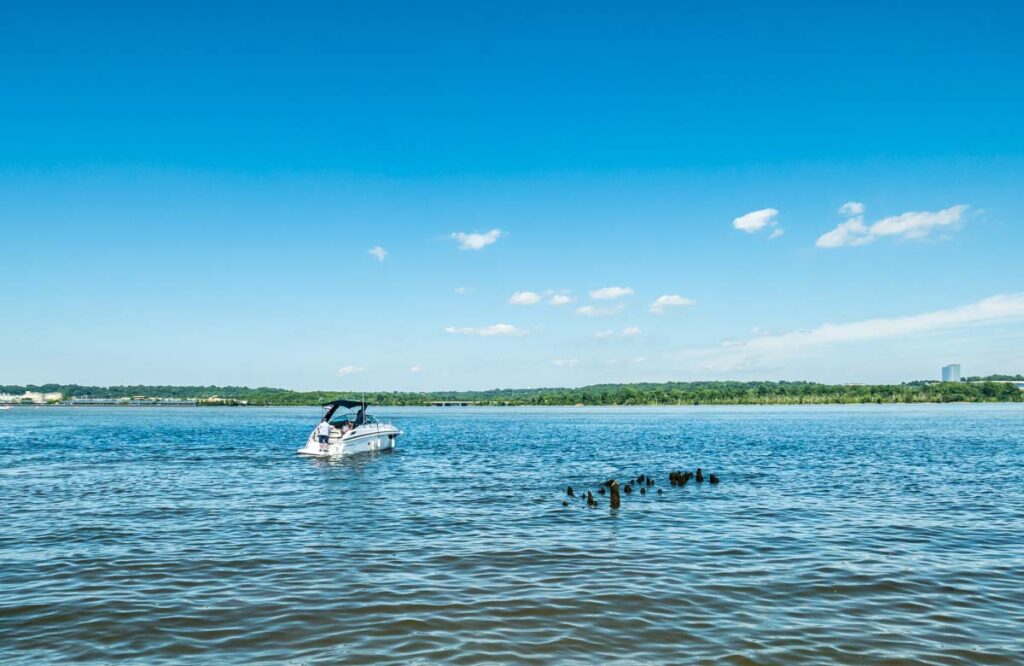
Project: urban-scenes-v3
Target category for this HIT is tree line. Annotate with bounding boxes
[4,380,1022,406]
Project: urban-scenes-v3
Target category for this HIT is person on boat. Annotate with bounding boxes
[354,405,366,427]
[316,419,331,445]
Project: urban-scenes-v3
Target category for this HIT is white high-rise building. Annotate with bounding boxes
[941,364,961,382]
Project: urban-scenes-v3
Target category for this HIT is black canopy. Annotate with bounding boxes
[321,398,367,422]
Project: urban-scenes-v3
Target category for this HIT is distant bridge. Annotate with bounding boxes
[969,381,1024,390]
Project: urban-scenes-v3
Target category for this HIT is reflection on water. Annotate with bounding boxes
[1,404,1023,664]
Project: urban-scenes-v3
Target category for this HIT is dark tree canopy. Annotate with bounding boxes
[4,380,1022,406]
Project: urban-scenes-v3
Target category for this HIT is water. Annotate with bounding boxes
[1,405,1023,664]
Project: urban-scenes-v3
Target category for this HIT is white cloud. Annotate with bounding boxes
[549,294,574,306]
[368,245,388,262]
[508,291,542,305]
[816,204,970,248]
[769,228,785,239]
[444,323,527,337]
[632,356,647,363]
[454,287,470,294]
[552,357,579,368]
[816,217,871,248]
[688,292,1024,371]
[649,294,697,314]
[589,286,634,300]
[576,303,625,317]
[733,208,780,234]
[838,201,865,216]
[871,205,969,240]
[595,327,641,338]
[409,364,423,373]
[337,365,365,377]
[451,228,503,250]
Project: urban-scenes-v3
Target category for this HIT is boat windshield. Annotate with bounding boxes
[329,412,355,427]
[328,412,375,428]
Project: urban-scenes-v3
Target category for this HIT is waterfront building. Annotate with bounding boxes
[941,364,962,382]
[0,391,63,404]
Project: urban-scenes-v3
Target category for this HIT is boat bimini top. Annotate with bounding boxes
[322,398,370,427]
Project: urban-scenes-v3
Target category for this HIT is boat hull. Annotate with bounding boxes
[296,424,401,457]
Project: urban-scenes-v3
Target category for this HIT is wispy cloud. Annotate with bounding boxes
[454,287,470,294]
[409,364,424,373]
[650,294,696,314]
[589,286,634,300]
[444,323,527,337]
[816,217,871,248]
[368,246,388,262]
[688,293,1024,371]
[576,303,625,317]
[733,208,781,236]
[508,291,542,305]
[337,365,365,377]
[595,327,641,338]
[549,293,574,306]
[451,228,504,250]
[872,206,969,239]
[552,357,579,368]
[838,201,865,216]
[816,201,871,249]
[817,203,970,248]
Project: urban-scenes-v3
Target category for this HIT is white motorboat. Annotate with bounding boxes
[296,399,402,457]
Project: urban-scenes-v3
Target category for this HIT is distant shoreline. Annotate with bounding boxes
[6,400,1023,408]
[4,379,1022,408]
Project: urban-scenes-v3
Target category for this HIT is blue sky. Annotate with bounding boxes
[2,0,1023,390]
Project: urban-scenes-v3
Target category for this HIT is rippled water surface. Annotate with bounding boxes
[2,405,1023,664]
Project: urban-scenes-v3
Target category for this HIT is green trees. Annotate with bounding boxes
[965,374,1024,381]
[5,380,1022,406]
